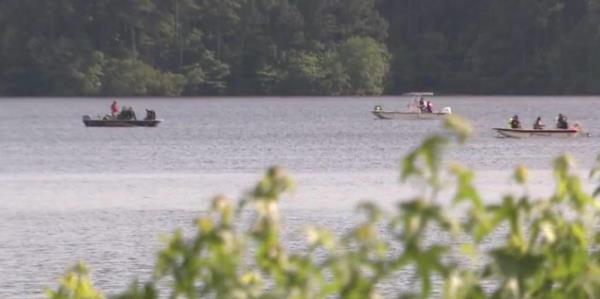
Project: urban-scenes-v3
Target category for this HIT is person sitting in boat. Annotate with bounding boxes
[127,106,137,120]
[533,116,545,130]
[510,115,521,129]
[111,100,119,116]
[426,101,433,113]
[556,113,568,129]
[117,106,137,120]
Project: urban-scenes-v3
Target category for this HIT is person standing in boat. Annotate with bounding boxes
[533,116,545,130]
[418,97,426,112]
[111,100,119,116]
[510,115,521,129]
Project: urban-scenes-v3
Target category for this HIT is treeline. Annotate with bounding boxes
[0,0,599,96]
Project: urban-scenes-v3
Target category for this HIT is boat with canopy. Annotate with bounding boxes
[371,92,452,120]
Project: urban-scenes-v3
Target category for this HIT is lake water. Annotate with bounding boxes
[1,96,599,298]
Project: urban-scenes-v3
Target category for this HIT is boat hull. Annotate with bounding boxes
[372,111,449,120]
[83,116,161,127]
[493,128,580,138]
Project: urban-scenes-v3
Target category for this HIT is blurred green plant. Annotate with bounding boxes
[46,262,102,299]
[48,115,600,299]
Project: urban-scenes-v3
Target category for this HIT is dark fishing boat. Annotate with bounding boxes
[83,109,162,127]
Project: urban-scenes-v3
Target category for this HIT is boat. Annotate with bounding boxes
[372,105,451,120]
[492,126,582,138]
[372,93,451,120]
[83,109,162,127]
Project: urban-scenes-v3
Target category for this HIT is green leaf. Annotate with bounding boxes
[444,115,472,143]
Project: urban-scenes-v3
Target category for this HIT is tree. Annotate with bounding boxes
[102,58,186,96]
[3,0,600,95]
[319,50,351,95]
[338,37,390,95]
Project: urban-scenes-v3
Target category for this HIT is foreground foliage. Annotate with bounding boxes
[49,116,600,298]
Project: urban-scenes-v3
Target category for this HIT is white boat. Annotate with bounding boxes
[492,126,582,138]
[372,93,451,120]
[372,106,451,120]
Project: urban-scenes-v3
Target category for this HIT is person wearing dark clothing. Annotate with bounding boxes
[127,106,137,120]
[116,106,136,120]
[510,115,521,129]
[418,97,426,112]
[556,114,568,129]
[119,105,127,119]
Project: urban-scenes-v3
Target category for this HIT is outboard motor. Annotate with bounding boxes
[145,109,156,120]
[440,107,452,114]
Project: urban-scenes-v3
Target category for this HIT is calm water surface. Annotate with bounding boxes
[1,96,599,298]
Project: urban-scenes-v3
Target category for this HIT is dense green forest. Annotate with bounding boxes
[1,0,599,96]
